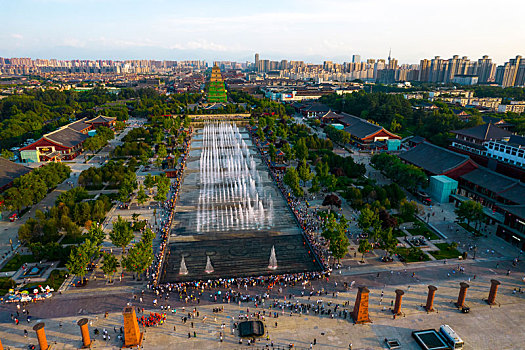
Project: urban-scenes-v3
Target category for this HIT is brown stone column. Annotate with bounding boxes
[351,286,371,324]
[393,289,404,315]
[487,279,500,305]
[456,282,469,308]
[77,318,91,348]
[33,322,48,350]
[123,306,143,347]
[425,285,437,312]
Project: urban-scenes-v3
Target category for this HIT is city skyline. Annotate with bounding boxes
[1,0,524,64]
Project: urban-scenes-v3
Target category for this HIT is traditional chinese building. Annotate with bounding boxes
[207,65,227,103]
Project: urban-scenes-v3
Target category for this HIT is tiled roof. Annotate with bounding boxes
[399,142,471,175]
[508,135,525,147]
[498,204,525,220]
[86,115,116,124]
[460,167,519,195]
[0,158,32,189]
[499,183,525,205]
[45,127,89,148]
[340,112,384,139]
[451,123,512,141]
[67,118,91,132]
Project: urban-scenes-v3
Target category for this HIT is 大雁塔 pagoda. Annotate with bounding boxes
[207,64,228,103]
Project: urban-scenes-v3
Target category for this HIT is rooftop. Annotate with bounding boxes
[451,123,513,141]
[0,158,32,189]
[399,142,473,175]
[339,112,385,139]
[460,167,519,196]
[45,127,90,148]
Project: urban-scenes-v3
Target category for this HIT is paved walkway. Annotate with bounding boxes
[1,267,525,349]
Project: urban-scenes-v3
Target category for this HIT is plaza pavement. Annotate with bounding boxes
[1,263,524,349]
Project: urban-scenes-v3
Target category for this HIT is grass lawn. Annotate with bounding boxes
[396,247,430,262]
[24,269,68,292]
[407,226,440,240]
[393,229,406,237]
[0,254,37,272]
[394,214,416,224]
[430,243,462,260]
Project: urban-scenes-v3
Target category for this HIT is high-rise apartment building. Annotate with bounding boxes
[476,55,496,83]
[352,55,361,63]
[496,55,522,87]
[254,53,260,72]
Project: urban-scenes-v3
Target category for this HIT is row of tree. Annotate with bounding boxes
[66,216,154,283]
[82,126,115,158]
[371,152,427,191]
[1,162,71,213]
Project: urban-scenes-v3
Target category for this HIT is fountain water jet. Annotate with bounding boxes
[268,246,278,270]
[205,256,214,274]
[179,256,188,275]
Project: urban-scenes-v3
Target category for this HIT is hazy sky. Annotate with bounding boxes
[1,0,523,64]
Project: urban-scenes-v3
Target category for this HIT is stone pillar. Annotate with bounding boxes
[393,289,404,315]
[77,318,91,348]
[455,282,469,308]
[487,279,500,305]
[351,286,371,324]
[425,285,437,312]
[123,307,143,348]
[33,322,48,350]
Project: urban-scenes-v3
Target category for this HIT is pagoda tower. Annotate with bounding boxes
[207,64,228,103]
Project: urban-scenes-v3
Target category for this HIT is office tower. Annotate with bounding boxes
[255,53,260,72]
[352,55,361,63]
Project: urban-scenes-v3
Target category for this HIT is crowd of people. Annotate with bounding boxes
[148,129,193,287]
[145,124,338,305]
[138,312,167,327]
[250,128,330,269]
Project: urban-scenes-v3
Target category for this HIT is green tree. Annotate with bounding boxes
[0,149,14,160]
[66,239,98,284]
[321,213,349,262]
[109,216,134,253]
[297,159,313,185]
[122,238,153,279]
[325,174,338,193]
[310,176,321,194]
[101,252,119,283]
[268,144,277,163]
[358,207,382,240]
[137,185,148,204]
[86,222,106,246]
[283,167,303,197]
[281,143,294,160]
[144,173,155,190]
[380,228,398,257]
[156,144,168,168]
[358,239,372,262]
[455,200,484,229]
[399,199,419,221]
[293,138,308,161]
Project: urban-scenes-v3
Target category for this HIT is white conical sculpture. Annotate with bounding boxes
[268,246,278,270]
[179,256,188,275]
[205,256,214,274]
